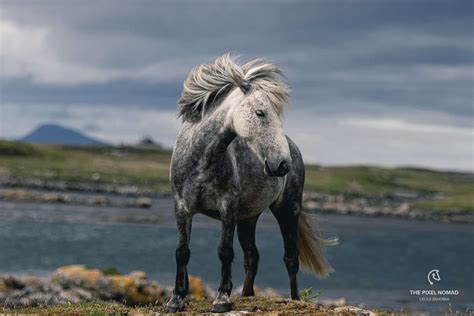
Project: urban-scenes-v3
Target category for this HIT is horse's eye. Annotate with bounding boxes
[255,110,265,117]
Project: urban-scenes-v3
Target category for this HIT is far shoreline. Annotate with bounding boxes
[1,177,473,224]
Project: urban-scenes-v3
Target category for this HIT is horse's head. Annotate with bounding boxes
[178,54,291,176]
[231,89,292,177]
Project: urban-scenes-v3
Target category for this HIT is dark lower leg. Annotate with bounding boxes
[171,214,192,298]
[237,217,259,296]
[174,245,190,297]
[284,254,300,300]
[212,212,237,312]
[166,212,192,312]
[274,211,300,300]
[218,242,234,295]
[218,214,237,296]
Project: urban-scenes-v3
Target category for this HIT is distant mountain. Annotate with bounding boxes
[21,124,109,146]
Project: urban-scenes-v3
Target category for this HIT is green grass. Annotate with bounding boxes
[414,189,474,212]
[299,287,323,302]
[305,165,472,195]
[100,266,122,276]
[0,140,472,211]
[0,141,171,193]
[0,140,41,156]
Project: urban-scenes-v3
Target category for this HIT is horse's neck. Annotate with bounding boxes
[189,107,236,170]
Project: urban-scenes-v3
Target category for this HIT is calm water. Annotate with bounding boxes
[0,199,472,312]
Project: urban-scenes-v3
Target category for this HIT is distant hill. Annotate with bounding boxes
[21,124,108,146]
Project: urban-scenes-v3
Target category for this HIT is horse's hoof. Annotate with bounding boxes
[211,302,232,313]
[212,293,232,313]
[166,295,185,313]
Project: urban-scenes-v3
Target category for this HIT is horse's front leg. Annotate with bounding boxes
[237,216,259,296]
[212,209,238,313]
[166,207,193,312]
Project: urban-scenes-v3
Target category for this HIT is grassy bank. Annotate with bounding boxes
[0,297,387,315]
[0,140,472,211]
[0,141,171,193]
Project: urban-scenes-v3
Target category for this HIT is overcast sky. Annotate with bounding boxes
[0,0,473,170]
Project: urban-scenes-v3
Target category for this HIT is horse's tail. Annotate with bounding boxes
[297,211,338,278]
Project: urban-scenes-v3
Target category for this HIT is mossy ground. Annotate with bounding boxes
[1,140,472,211]
[0,297,400,315]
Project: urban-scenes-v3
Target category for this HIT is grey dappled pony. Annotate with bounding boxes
[166,54,336,313]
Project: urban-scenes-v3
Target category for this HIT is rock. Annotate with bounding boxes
[66,287,94,302]
[41,193,67,203]
[260,287,281,298]
[51,265,167,305]
[1,189,36,201]
[129,271,147,280]
[53,265,104,289]
[395,202,410,215]
[188,275,209,300]
[304,200,318,210]
[334,305,377,316]
[0,274,86,307]
[135,197,152,208]
[0,275,26,290]
[320,297,347,307]
[300,192,463,222]
[94,196,109,205]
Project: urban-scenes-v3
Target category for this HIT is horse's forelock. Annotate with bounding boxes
[178,54,289,123]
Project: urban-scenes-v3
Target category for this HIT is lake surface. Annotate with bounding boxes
[0,199,472,312]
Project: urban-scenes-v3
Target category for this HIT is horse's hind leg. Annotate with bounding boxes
[237,216,259,296]
[166,208,192,312]
[270,204,300,300]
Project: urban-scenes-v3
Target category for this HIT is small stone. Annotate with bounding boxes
[188,275,206,299]
[41,193,69,203]
[129,271,147,280]
[260,287,280,298]
[136,197,152,208]
[320,297,347,307]
[334,306,377,316]
[94,196,108,205]
[304,201,318,210]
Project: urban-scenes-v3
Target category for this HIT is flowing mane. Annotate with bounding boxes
[178,54,290,122]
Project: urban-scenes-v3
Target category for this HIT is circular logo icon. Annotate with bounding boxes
[427,269,441,285]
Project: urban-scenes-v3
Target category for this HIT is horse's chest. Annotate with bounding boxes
[180,175,236,214]
[179,175,283,218]
[238,176,285,217]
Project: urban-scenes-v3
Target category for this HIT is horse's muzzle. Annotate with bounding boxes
[264,159,290,177]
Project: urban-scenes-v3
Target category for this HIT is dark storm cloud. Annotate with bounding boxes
[1,0,473,169]
[1,0,472,117]
[2,78,180,109]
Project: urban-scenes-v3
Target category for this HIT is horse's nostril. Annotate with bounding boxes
[278,161,289,174]
[264,159,290,177]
